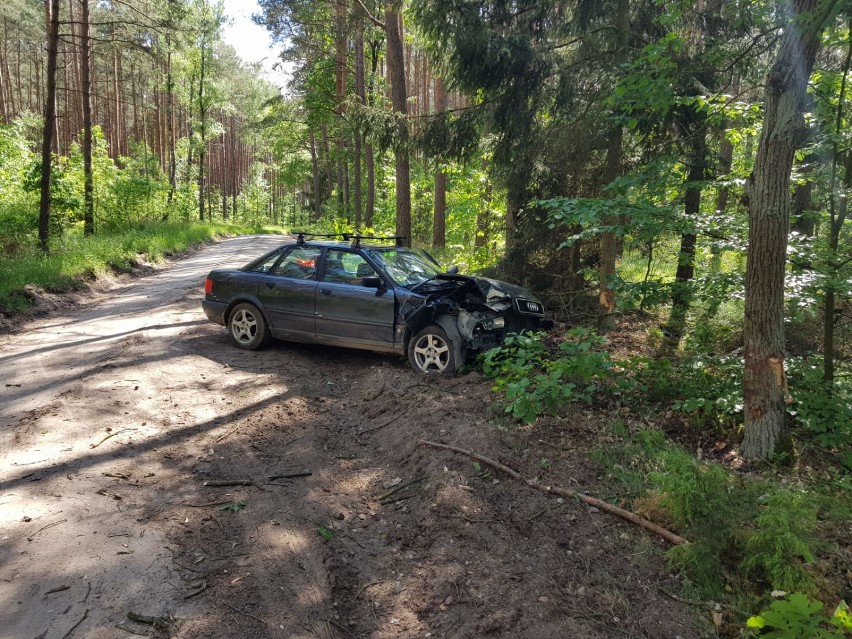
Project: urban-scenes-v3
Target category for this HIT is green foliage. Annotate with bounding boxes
[742,492,818,593]
[619,355,742,429]
[316,526,334,541]
[0,221,266,312]
[591,429,832,598]
[481,329,613,423]
[219,501,246,512]
[746,593,852,639]
[651,448,744,593]
[787,358,852,451]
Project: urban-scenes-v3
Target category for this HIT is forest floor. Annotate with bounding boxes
[0,236,705,639]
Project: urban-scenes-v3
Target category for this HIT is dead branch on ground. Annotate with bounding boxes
[418,439,687,546]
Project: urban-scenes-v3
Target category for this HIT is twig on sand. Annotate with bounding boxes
[360,402,415,434]
[376,477,427,502]
[202,479,252,487]
[126,611,172,629]
[182,579,208,599]
[61,608,88,639]
[90,428,137,449]
[27,518,67,542]
[418,439,688,546]
[218,599,268,625]
[268,471,312,481]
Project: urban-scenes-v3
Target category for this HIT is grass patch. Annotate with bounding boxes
[0,221,281,313]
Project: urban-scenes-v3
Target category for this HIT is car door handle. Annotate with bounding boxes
[320,289,332,296]
[265,282,275,289]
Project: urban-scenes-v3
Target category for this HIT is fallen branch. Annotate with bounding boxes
[218,599,268,626]
[27,518,67,542]
[45,585,71,595]
[90,428,137,449]
[183,579,208,599]
[376,477,426,502]
[360,402,415,434]
[268,472,312,481]
[202,479,252,487]
[182,501,232,508]
[126,611,172,629]
[61,609,88,639]
[418,440,687,546]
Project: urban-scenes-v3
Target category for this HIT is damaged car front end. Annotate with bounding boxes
[367,248,554,374]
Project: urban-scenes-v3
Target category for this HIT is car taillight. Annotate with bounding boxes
[204,278,213,294]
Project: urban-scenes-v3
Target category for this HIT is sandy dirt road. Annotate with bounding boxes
[0,236,697,639]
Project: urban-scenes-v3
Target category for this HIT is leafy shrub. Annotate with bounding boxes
[742,491,818,593]
[481,328,613,423]
[650,448,745,594]
[619,354,742,429]
[746,593,852,638]
[787,358,852,451]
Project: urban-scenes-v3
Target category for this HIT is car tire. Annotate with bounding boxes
[408,325,459,374]
[228,302,270,350]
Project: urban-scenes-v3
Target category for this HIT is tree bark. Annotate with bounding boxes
[354,22,366,228]
[432,75,448,248]
[384,3,411,246]
[742,0,835,460]
[38,0,61,252]
[81,0,94,236]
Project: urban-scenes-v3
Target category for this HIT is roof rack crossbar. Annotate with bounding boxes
[291,231,407,248]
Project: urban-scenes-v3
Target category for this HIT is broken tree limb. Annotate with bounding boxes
[417,440,687,546]
[376,477,426,502]
[202,479,252,487]
[90,428,137,449]
[61,609,88,639]
[27,518,67,542]
[268,471,312,481]
[360,402,415,434]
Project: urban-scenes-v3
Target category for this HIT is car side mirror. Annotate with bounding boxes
[447,265,459,274]
[362,275,383,289]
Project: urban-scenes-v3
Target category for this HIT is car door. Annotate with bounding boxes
[314,249,396,349]
[256,245,321,338]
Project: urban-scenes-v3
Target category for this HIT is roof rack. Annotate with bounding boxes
[292,231,408,248]
[344,234,407,248]
[293,232,342,245]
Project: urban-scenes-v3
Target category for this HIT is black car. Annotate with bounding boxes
[202,234,552,374]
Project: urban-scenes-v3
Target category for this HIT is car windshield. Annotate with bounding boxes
[367,248,442,287]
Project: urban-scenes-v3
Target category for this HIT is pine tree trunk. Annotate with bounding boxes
[384,3,411,246]
[354,24,366,228]
[81,0,94,236]
[742,0,833,460]
[38,0,61,252]
[432,75,447,248]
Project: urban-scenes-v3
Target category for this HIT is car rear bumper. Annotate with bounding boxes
[202,299,228,325]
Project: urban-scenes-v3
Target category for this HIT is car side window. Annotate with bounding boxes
[271,246,321,280]
[249,251,284,274]
[323,250,378,286]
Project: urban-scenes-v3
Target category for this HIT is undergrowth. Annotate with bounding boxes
[481,330,852,633]
[0,221,277,312]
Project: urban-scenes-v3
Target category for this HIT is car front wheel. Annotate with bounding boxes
[228,302,270,350]
[408,325,458,374]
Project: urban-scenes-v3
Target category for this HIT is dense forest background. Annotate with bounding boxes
[0,0,850,629]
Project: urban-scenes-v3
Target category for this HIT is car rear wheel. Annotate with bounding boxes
[228,303,270,350]
[408,325,458,374]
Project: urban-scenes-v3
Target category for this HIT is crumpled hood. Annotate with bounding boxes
[416,274,540,309]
